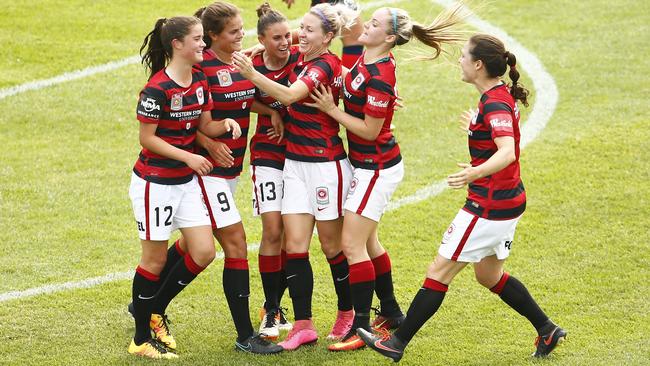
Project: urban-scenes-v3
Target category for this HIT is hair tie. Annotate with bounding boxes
[313,8,331,33]
[390,8,398,35]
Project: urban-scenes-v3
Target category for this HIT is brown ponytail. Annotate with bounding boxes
[256,2,287,36]
[195,2,240,49]
[469,34,530,107]
[140,16,201,80]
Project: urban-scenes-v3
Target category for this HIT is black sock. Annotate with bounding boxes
[328,252,353,311]
[132,266,160,345]
[259,254,281,312]
[152,255,204,314]
[278,250,288,306]
[372,252,402,317]
[394,278,448,345]
[490,272,551,334]
[349,260,375,331]
[158,240,185,283]
[223,258,254,342]
[286,253,313,320]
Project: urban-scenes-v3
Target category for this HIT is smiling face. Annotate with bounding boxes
[173,23,206,64]
[210,14,245,53]
[358,8,396,48]
[298,13,332,57]
[259,21,291,60]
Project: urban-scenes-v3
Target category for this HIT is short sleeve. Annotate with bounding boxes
[484,102,514,138]
[136,87,166,124]
[363,77,395,118]
[299,60,332,92]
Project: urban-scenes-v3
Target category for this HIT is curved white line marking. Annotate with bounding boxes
[0,0,557,303]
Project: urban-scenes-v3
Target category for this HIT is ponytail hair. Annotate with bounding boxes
[309,2,358,40]
[140,16,201,80]
[469,34,530,107]
[195,1,240,49]
[256,2,287,36]
[388,3,468,60]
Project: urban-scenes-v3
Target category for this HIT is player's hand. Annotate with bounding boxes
[394,95,405,110]
[459,108,475,132]
[447,162,480,188]
[223,118,241,139]
[305,84,337,114]
[232,51,254,79]
[282,0,295,8]
[268,111,284,142]
[242,43,266,59]
[185,154,213,176]
[204,140,234,168]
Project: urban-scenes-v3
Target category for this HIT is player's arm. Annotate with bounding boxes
[447,136,516,188]
[139,123,212,176]
[198,111,241,139]
[305,84,383,140]
[251,101,284,141]
[195,131,234,168]
[232,52,310,106]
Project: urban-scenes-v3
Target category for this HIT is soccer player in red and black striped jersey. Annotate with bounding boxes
[249,3,301,341]
[233,2,359,350]
[171,2,283,355]
[359,34,566,362]
[128,16,242,360]
[307,6,466,351]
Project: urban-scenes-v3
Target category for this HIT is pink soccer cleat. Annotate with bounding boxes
[327,309,354,340]
[278,319,318,350]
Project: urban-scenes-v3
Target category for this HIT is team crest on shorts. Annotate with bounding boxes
[217,69,233,87]
[196,86,204,105]
[349,177,359,195]
[316,187,330,205]
[442,223,456,244]
[351,73,365,90]
[171,93,183,111]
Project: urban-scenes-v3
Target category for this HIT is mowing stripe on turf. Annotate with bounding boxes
[0,0,558,303]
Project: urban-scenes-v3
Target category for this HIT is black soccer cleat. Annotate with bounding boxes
[533,326,567,358]
[357,328,405,362]
[235,333,284,355]
[371,307,405,332]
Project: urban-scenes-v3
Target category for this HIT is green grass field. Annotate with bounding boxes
[1,0,649,365]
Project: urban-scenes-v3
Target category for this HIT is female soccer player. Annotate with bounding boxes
[249,2,301,340]
[233,2,357,350]
[306,6,467,352]
[170,1,284,355]
[358,34,566,362]
[129,15,241,359]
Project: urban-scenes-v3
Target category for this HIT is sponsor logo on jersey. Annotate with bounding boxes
[316,187,330,205]
[171,93,183,111]
[140,97,161,112]
[307,71,320,87]
[196,86,204,105]
[351,73,365,90]
[332,75,343,88]
[217,69,233,87]
[489,117,513,130]
[367,95,389,108]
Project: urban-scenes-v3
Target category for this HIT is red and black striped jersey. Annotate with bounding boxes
[342,53,401,170]
[134,67,212,185]
[197,49,256,178]
[464,83,525,220]
[249,46,300,170]
[285,51,346,162]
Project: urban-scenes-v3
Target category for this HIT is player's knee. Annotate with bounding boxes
[475,271,500,289]
[192,246,216,267]
[261,226,282,248]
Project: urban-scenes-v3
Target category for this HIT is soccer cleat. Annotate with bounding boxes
[357,328,405,362]
[259,309,280,340]
[327,309,354,340]
[371,313,405,332]
[533,326,567,358]
[278,319,318,350]
[235,333,284,354]
[327,329,366,351]
[128,339,178,359]
[278,307,293,331]
[150,314,176,350]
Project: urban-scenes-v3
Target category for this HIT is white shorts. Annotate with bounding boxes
[128,173,211,241]
[438,209,521,262]
[251,165,284,216]
[197,175,242,229]
[344,161,404,222]
[281,158,353,221]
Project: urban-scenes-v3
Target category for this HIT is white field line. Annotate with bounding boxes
[0,0,403,101]
[0,0,557,303]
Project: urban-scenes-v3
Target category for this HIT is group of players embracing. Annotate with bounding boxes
[126,0,565,362]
